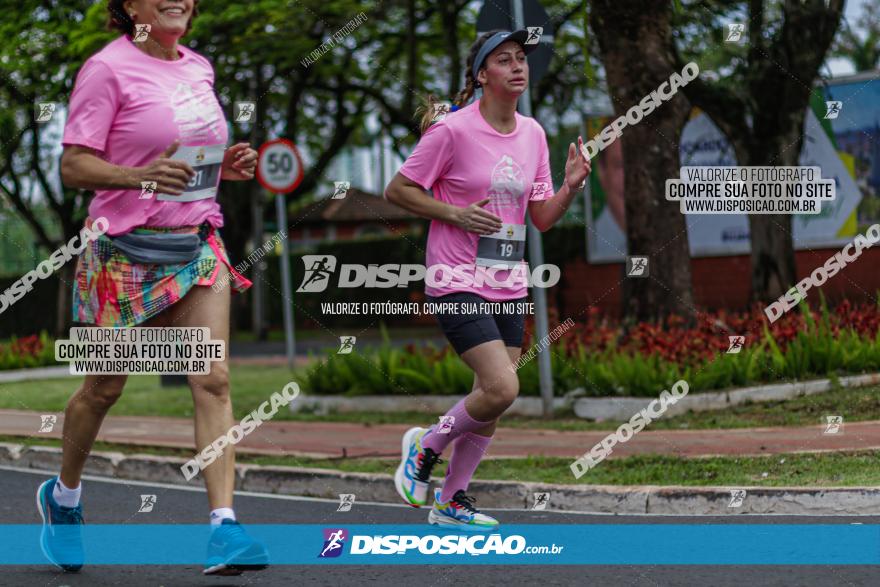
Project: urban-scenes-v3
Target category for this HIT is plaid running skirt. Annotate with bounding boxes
[73,220,252,327]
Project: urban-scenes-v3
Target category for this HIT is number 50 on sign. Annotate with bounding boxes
[256,138,305,194]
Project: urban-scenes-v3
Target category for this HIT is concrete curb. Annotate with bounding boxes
[0,366,71,383]
[3,442,877,515]
[292,372,880,420]
[293,395,569,418]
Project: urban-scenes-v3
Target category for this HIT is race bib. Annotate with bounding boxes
[157,144,224,202]
[476,223,526,268]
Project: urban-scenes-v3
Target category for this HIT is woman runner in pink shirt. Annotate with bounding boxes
[35,0,268,576]
[386,29,591,530]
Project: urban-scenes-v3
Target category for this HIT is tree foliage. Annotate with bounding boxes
[673,0,845,303]
[831,0,880,72]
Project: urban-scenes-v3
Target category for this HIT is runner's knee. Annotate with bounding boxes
[189,362,230,401]
[479,371,519,413]
[77,375,126,412]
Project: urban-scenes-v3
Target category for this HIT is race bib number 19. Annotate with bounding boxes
[157,144,224,202]
[476,223,526,268]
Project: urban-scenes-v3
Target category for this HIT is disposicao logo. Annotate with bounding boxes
[319,528,348,558]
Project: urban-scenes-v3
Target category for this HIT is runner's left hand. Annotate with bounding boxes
[222,143,257,180]
[564,136,592,192]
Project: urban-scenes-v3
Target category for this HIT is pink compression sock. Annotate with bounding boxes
[440,432,493,502]
[421,398,493,454]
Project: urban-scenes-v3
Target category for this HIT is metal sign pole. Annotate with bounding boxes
[511,0,554,417]
[251,192,265,339]
[275,192,296,369]
[582,118,592,262]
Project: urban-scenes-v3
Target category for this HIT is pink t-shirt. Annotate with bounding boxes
[398,99,554,301]
[62,35,228,236]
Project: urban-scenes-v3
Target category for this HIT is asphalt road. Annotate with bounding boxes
[2,466,879,587]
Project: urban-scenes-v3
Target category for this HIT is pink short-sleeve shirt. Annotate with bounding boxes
[398,99,554,300]
[62,35,228,236]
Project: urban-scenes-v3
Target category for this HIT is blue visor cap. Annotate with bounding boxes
[472,29,539,81]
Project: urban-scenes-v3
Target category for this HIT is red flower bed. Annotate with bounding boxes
[0,332,57,370]
[522,301,880,364]
[9,334,44,357]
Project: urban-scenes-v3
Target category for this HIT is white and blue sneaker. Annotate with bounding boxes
[394,427,443,507]
[203,519,269,576]
[428,489,499,532]
[36,477,85,572]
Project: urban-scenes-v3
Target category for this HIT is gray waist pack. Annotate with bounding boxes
[109,232,201,265]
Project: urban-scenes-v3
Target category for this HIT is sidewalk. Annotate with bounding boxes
[1,408,877,459]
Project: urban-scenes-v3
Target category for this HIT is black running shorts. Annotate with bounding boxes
[426,292,527,355]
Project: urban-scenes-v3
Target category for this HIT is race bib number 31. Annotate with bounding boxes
[476,223,526,268]
[157,144,224,202]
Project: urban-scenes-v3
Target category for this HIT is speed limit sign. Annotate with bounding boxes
[256,138,304,194]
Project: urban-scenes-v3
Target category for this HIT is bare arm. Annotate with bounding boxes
[528,136,592,232]
[528,183,579,232]
[384,172,502,236]
[60,141,195,195]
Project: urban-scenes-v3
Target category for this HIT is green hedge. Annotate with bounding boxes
[0,332,59,370]
[304,308,880,397]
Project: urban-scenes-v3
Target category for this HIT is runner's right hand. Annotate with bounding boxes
[134,140,196,196]
[454,197,503,235]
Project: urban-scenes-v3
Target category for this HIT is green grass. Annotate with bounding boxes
[643,383,880,430]
[0,366,304,419]
[3,434,877,487]
[2,366,880,430]
[456,452,880,486]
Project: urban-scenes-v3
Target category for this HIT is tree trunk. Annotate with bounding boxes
[743,133,801,303]
[592,0,694,324]
[250,65,269,340]
[54,263,75,337]
[676,0,845,303]
[440,2,461,97]
[218,179,253,334]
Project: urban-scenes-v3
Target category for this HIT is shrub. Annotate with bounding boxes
[0,332,58,370]
[303,298,880,397]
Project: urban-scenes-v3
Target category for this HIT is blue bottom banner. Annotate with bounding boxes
[5,524,879,565]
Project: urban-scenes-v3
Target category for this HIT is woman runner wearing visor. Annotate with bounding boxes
[385,29,591,530]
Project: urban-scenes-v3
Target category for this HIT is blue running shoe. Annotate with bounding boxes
[36,477,84,572]
[203,519,269,576]
[394,427,443,507]
[428,489,499,532]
